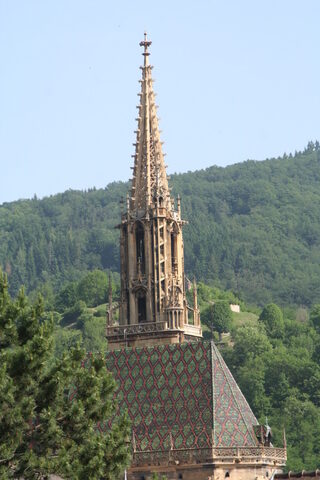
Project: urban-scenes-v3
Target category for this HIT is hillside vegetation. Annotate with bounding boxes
[1,142,320,306]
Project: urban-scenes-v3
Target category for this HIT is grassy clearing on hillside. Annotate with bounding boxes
[232,311,259,327]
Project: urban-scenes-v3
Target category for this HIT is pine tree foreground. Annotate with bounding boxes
[0,271,130,479]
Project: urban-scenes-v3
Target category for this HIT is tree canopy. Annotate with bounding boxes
[310,304,320,331]
[0,271,130,479]
[202,301,233,335]
[259,303,285,338]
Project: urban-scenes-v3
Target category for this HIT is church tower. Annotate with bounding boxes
[105,34,286,479]
[106,33,202,350]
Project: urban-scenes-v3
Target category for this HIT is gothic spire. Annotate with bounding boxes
[130,33,171,215]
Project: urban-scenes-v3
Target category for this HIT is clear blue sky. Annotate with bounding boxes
[1,0,319,204]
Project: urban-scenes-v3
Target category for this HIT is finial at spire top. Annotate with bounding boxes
[139,31,152,57]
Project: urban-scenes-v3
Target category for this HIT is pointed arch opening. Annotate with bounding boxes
[171,232,177,272]
[135,222,145,274]
[137,290,147,324]
[171,233,176,270]
[171,222,179,273]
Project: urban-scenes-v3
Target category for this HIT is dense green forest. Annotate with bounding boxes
[1,142,320,306]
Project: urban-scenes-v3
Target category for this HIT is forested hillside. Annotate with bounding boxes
[1,142,320,306]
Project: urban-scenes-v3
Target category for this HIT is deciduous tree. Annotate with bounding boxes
[259,303,285,338]
[310,304,320,331]
[204,301,233,336]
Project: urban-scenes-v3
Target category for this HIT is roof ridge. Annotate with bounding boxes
[210,341,216,446]
[212,341,257,445]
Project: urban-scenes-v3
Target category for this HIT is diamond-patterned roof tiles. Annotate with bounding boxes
[105,341,258,451]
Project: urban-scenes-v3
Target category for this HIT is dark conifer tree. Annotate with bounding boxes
[0,270,130,479]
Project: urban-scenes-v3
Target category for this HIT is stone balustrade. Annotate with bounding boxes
[106,318,203,338]
[131,446,287,467]
[106,321,168,337]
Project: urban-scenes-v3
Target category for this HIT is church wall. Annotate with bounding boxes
[128,464,281,480]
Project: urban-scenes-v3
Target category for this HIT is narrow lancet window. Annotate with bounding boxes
[136,223,145,274]
[138,294,147,323]
[171,233,176,271]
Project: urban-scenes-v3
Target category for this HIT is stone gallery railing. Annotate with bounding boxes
[183,323,202,336]
[107,320,202,338]
[131,446,287,467]
[106,321,168,337]
[212,446,287,461]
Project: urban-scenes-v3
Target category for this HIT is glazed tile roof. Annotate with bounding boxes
[105,341,258,452]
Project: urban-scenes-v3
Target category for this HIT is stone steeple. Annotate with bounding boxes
[130,32,171,215]
[106,33,202,350]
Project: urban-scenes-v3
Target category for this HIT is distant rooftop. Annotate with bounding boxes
[275,471,320,479]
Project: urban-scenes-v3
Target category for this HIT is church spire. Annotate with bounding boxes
[130,32,171,215]
[107,34,202,350]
